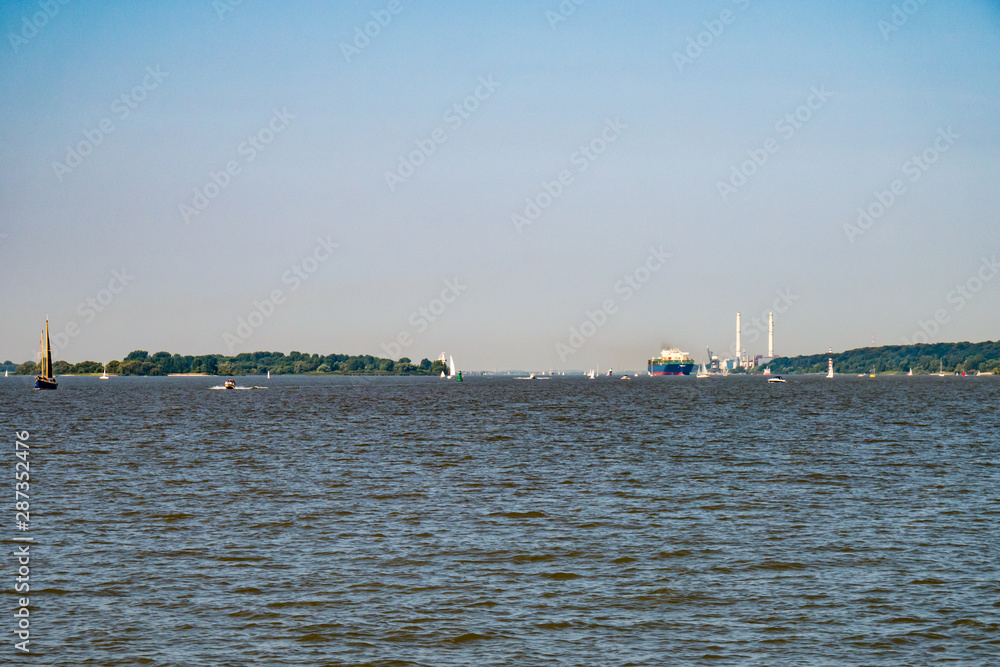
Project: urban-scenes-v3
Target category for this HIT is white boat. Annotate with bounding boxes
[267,370,270,379]
[447,355,457,379]
[767,376,787,383]
[907,368,913,376]
[100,364,109,380]
[529,373,536,379]
[620,375,630,380]
[827,359,834,379]
[696,363,709,378]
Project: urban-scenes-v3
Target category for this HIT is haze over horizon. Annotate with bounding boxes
[2,1,999,370]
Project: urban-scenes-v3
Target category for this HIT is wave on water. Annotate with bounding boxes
[5,375,998,665]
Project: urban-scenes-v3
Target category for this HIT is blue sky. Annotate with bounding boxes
[2,0,999,370]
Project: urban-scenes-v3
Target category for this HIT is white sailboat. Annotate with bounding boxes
[827,358,834,379]
[100,363,109,380]
[907,368,913,376]
[696,362,709,378]
[447,355,457,379]
[267,370,270,379]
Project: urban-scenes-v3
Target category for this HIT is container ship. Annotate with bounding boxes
[647,347,695,375]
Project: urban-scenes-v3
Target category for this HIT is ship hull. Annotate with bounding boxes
[648,363,694,376]
[34,376,58,390]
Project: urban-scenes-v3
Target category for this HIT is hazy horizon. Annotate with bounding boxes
[3,1,999,370]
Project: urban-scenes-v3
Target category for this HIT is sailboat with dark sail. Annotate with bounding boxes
[34,319,58,390]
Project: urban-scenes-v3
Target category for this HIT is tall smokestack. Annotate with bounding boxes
[768,312,774,358]
[736,312,742,367]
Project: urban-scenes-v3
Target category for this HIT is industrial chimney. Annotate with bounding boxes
[736,312,742,367]
[768,312,774,358]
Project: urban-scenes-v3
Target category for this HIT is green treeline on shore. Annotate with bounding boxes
[7,339,1000,377]
[6,350,448,377]
[759,340,1000,375]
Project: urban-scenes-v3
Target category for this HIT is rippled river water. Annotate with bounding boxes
[3,374,999,665]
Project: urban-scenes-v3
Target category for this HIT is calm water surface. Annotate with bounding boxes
[3,374,999,665]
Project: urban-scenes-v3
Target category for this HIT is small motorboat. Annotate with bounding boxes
[224,378,236,389]
[767,376,787,383]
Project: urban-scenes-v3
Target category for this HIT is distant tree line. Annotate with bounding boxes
[759,340,1000,375]
[11,350,448,376]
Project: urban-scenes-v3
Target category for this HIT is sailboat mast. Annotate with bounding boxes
[44,319,53,378]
